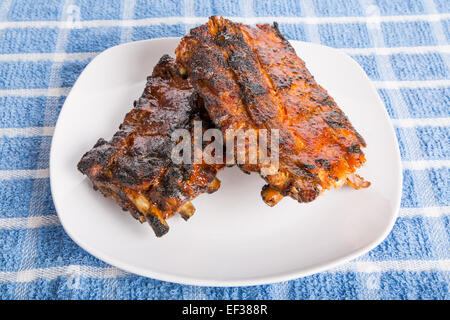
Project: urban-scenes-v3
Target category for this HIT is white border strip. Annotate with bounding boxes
[0,45,447,62]
[0,117,447,139]
[0,115,446,143]
[0,169,49,180]
[0,13,449,30]
[0,87,70,97]
[334,259,450,273]
[0,79,447,98]
[0,259,448,282]
[0,266,127,282]
[399,206,450,218]
[0,215,60,229]
[0,160,448,181]
[0,206,447,230]
[373,79,450,89]
[402,160,450,170]
[391,117,450,128]
[0,52,97,62]
[0,126,54,137]
[343,45,450,55]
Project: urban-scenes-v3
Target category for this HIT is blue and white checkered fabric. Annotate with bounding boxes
[0,0,448,300]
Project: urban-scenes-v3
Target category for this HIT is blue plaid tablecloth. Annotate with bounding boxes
[0,0,449,300]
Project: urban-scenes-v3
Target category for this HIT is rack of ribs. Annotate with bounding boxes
[77,55,223,237]
[176,16,370,206]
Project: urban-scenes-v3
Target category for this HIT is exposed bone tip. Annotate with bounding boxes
[178,201,196,221]
[346,174,371,190]
[261,185,284,207]
[146,214,169,237]
[207,177,221,194]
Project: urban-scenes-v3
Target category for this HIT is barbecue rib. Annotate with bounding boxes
[176,16,370,206]
[77,55,223,236]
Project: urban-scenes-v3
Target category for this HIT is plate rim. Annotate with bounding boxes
[50,37,402,287]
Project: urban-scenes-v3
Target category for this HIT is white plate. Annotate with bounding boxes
[50,38,402,286]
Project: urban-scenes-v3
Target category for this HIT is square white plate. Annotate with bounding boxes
[50,38,402,286]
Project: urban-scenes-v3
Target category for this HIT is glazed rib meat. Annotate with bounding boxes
[77,55,222,236]
[176,16,370,206]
